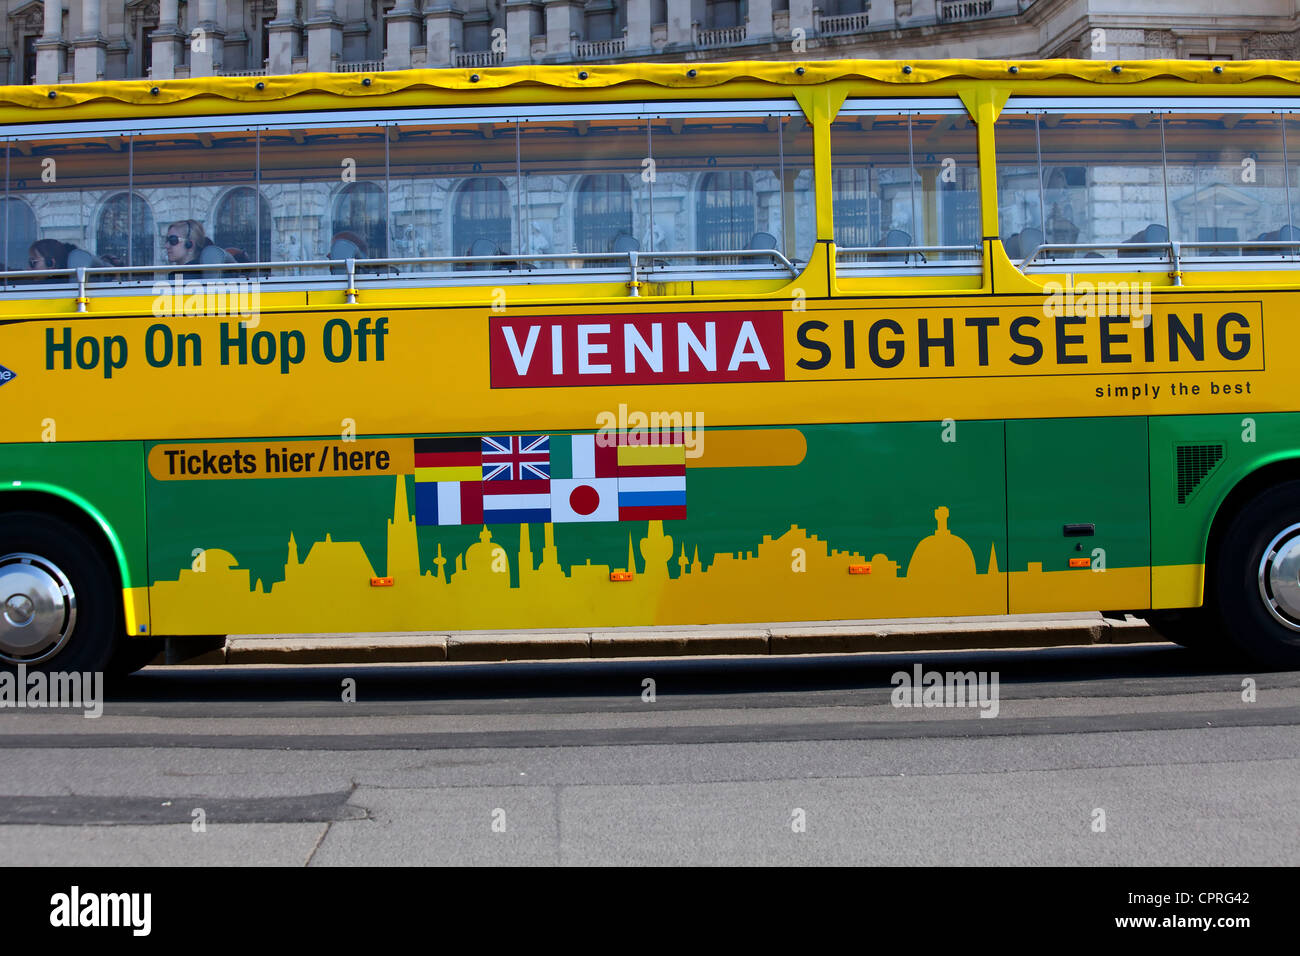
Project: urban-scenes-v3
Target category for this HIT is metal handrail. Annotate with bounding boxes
[837,243,982,266]
[0,248,799,308]
[1019,239,1300,286]
[837,244,982,254]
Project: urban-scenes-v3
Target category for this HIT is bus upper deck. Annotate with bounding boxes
[2,59,1300,311]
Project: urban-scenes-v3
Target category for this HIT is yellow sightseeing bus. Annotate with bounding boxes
[2,58,1300,673]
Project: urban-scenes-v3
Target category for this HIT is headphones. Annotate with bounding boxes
[183,221,194,250]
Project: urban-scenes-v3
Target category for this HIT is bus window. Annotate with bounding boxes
[992,113,1043,260]
[1161,113,1291,257]
[1289,115,1300,238]
[999,111,1170,263]
[389,121,520,273]
[999,107,1299,266]
[513,116,649,268]
[831,110,980,269]
[780,114,816,266]
[1041,113,1168,261]
[7,135,128,281]
[0,194,38,275]
[132,130,257,272]
[648,113,794,271]
[259,125,386,271]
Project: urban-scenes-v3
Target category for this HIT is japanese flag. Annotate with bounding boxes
[550,478,619,523]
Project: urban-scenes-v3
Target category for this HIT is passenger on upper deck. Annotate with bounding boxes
[27,239,106,282]
[164,219,235,279]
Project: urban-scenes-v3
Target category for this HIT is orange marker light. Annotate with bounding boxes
[370,576,394,587]
[610,571,634,582]
[1068,558,1091,569]
[848,564,872,574]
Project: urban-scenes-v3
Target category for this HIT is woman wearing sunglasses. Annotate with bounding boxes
[27,238,110,284]
[164,219,235,280]
[26,239,74,282]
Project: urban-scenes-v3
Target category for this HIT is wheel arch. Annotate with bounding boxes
[0,484,138,634]
[1203,454,1300,598]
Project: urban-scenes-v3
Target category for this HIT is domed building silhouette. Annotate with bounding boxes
[906,506,977,581]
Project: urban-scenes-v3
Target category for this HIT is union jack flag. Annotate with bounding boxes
[482,435,550,481]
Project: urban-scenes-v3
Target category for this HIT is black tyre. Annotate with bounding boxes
[0,510,121,674]
[109,635,163,677]
[1144,607,1225,652]
[1213,480,1300,668]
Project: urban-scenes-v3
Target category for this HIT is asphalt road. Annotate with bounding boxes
[1,642,1298,866]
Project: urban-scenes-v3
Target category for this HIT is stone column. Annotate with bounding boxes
[35,0,66,85]
[665,0,705,48]
[385,0,423,69]
[747,0,773,42]
[306,0,344,72]
[151,0,186,79]
[189,0,226,77]
[870,1,897,31]
[625,0,652,55]
[73,0,107,82]
[505,0,542,63]
[267,0,302,74]
[544,0,582,60]
[786,0,815,36]
[424,2,463,68]
[905,0,939,25]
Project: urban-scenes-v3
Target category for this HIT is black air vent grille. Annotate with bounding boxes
[1176,444,1224,504]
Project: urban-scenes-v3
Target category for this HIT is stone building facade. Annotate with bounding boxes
[4,0,1300,87]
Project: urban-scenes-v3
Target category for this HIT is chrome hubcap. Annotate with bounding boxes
[1258,524,1300,631]
[0,553,76,664]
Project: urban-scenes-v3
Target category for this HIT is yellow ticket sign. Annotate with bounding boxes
[147,439,413,480]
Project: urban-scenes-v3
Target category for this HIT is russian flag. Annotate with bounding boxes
[617,475,686,521]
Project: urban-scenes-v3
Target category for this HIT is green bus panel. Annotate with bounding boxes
[0,441,149,589]
[1007,417,1150,612]
[142,421,1009,633]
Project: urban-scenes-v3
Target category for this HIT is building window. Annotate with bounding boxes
[706,0,746,29]
[127,0,159,78]
[453,177,511,257]
[214,186,272,262]
[573,175,632,253]
[583,1,626,41]
[22,33,37,83]
[96,192,156,267]
[696,170,754,252]
[333,181,386,259]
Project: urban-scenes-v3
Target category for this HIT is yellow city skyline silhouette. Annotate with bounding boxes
[148,475,1145,633]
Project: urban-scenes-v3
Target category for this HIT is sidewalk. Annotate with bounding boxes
[165,613,1160,665]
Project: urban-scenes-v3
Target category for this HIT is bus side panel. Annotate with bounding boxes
[1007,417,1151,614]
[143,421,1008,635]
[1149,411,1300,609]
[0,440,150,634]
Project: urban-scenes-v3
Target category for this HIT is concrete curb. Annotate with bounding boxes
[201,616,1160,666]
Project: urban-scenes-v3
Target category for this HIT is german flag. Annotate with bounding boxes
[414,437,482,483]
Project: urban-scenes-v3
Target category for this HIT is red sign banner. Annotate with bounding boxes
[489,312,786,388]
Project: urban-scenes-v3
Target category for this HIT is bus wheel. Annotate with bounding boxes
[1144,607,1224,652]
[0,511,119,674]
[1215,480,1300,668]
